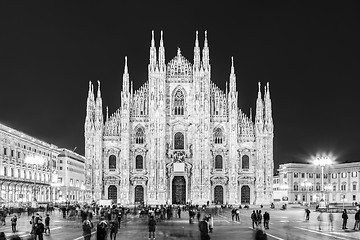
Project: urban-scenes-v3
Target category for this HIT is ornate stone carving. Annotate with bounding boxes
[104,176,121,185]
[174,151,185,163]
[129,175,148,185]
[238,175,255,185]
[210,176,229,185]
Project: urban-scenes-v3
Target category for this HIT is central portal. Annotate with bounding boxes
[172,176,186,204]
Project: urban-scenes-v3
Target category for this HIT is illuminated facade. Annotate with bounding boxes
[84,31,274,205]
[56,148,87,202]
[277,162,360,204]
[0,122,86,205]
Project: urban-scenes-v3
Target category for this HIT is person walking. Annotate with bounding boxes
[177,207,181,218]
[328,212,334,231]
[342,209,348,229]
[199,217,210,240]
[251,210,257,229]
[208,214,214,233]
[148,215,156,240]
[305,208,310,221]
[235,208,240,221]
[263,212,270,229]
[317,212,323,230]
[11,214,17,233]
[82,216,93,240]
[197,210,201,223]
[109,218,119,240]
[0,232,5,240]
[35,218,45,240]
[257,210,262,226]
[353,208,360,230]
[96,217,108,240]
[44,214,50,235]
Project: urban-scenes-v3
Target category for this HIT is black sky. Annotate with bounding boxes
[1,1,359,171]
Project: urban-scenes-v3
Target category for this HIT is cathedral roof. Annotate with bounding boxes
[167,48,192,79]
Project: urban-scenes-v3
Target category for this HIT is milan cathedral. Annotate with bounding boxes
[84,31,274,205]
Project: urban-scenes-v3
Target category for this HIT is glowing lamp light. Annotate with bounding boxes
[314,156,331,166]
[24,155,45,165]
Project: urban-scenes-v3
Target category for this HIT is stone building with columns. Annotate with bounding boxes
[276,162,360,205]
[0,122,86,205]
[84,31,274,205]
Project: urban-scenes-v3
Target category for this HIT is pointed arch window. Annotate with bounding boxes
[109,155,116,169]
[135,127,145,144]
[135,155,143,170]
[174,132,184,149]
[215,155,223,169]
[214,128,224,144]
[173,89,185,115]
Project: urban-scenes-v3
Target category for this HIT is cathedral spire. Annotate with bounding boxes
[95,80,103,131]
[194,30,201,69]
[159,30,165,68]
[97,80,101,98]
[149,30,157,68]
[250,107,253,122]
[123,56,129,92]
[264,82,273,129]
[229,56,236,92]
[106,106,109,121]
[255,82,264,126]
[202,30,209,68]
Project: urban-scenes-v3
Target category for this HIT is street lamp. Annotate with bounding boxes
[314,156,331,202]
[24,155,45,206]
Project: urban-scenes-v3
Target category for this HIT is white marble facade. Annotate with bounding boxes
[84,31,274,205]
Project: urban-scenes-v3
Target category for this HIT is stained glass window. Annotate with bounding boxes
[135,127,145,144]
[173,90,185,115]
[174,132,184,149]
[214,128,223,144]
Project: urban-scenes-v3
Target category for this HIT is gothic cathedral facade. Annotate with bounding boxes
[84,31,274,205]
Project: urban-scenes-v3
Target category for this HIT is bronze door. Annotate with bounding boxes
[135,185,144,203]
[241,185,250,204]
[172,176,186,204]
[214,185,224,204]
[108,185,117,203]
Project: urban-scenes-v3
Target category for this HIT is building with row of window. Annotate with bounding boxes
[0,122,86,205]
[56,149,86,202]
[274,162,360,205]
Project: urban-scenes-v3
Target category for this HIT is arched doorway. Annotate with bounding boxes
[134,185,144,204]
[108,185,117,203]
[241,185,250,204]
[172,176,186,204]
[214,185,224,204]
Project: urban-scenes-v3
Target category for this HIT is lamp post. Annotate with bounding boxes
[314,156,331,202]
[24,155,45,207]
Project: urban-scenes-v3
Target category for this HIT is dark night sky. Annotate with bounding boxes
[1,1,359,171]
